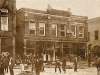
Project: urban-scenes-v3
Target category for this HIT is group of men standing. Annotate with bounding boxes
[0,53,14,75]
[55,55,79,73]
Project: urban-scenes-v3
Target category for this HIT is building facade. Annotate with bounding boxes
[0,0,16,59]
[88,17,100,57]
[16,8,88,61]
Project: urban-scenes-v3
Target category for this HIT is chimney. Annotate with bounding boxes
[67,8,71,13]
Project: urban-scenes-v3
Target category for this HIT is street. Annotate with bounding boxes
[5,67,97,75]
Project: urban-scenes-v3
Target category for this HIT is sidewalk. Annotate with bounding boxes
[5,61,95,75]
[5,67,97,75]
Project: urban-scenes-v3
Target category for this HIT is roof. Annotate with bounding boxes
[17,7,70,17]
[89,17,100,23]
[17,8,47,14]
[47,8,70,17]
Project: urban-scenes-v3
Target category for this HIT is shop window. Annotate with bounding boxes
[60,24,66,37]
[1,9,8,31]
[39,22,45,36]
[1,38,8,52]
[71,25,76,38]
[79,26,84,38]
[26,40,35,48]
[95,30,98,40]
[51,24,57,36]
[1,38,7,46]
[29,20,36,35]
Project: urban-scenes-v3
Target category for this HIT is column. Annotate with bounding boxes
[24,39,26,54]
[0,38,1,53]
[61,42,63,57]
[53,42,57,61]
[34,41,36,56]
[13,37,15,64]
[53,42,55,61]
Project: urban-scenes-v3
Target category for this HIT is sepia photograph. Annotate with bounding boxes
[0,0,100,75]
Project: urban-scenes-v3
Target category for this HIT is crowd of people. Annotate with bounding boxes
[1,53,100,75]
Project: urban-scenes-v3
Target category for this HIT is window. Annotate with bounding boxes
[1,9,8,31]
[39,22,45,36]
[88,32,90,41]
[26,40,35,48]
[71,25,76,38]
[95,30,98,40]
[60,24,66,37]
[1,38,12,52]
[79,26,84,38]
[51,24,57,36]
[29,20,36,35]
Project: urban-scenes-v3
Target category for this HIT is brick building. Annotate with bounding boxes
[16,7,88,61]
[0,0,16,59]
[88,17,100,57]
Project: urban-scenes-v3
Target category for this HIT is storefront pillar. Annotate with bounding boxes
[0,38,1,53]
[61,42,63,57]
[53,50,55,61]
[24,39,26,54]
[13,37,15,64]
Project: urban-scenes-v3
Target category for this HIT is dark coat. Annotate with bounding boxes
[62,58,67,66]
[97,58,100,68]
[34,60,41,70]
[55,59,60,66]
[9,58,14,67]
[73,57,78,71]
[5,57,9,66]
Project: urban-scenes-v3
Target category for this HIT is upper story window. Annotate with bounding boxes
[59,24,66,37]
[95,30,98,40]
[79,26,84,38]
[51,24,57,36]
[88,32,90,41]
[29,20,36,35]
[71,25,76,38]
[1,9,8,31]
[39,22,45,36]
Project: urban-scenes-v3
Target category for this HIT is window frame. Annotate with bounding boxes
[79,26,84,38]
[29,19,36,35]
[39,22,46,36]
[1,9,8,31]
[59,24,66,37]
[95,30,98,40]
[71,25,77,38]
[1,16,8,31]
[51,23,57,37]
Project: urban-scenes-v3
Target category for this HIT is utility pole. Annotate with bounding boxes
[12,0,16,64]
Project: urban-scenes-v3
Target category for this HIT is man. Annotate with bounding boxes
[4,57,9,73]
[39,58,44,72]
[62,57,67,73]
[73,56,78,72]
[55,57,61,73]
[34,59,41,75]
[1,55,5,75]
[9,57,14,75]
[0,54,4,75]
[88,55,91,67]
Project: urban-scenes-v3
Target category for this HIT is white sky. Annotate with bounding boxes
[16,0,100,19]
